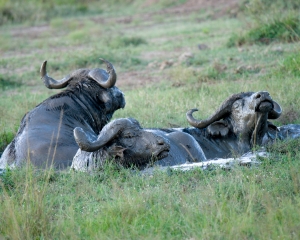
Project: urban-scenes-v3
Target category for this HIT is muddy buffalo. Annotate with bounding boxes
[0,59,125,169]
[71,118,206,172]
[183,91,282,159]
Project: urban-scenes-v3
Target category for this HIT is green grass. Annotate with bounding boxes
[1,0,300,238]
[280,52,300,77]
[1,143,300,239]
[0,0,188,25]
[227,0,300,47]
[227,15,300,47]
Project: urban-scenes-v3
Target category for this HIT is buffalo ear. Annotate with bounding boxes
[267,121,279,131]
[107,144,126,158]
[207,120,229,137]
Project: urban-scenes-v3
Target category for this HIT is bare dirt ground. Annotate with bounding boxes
[116,0,240,88]
[4,0,240,89]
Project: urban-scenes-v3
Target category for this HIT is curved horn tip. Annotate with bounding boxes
[187,108,199,114]
[99,58,108,65]
[73,127,89,149]
[99,58,113,68]
[74,126,82,132]
[74,127,84,136]
[40,60,47,78]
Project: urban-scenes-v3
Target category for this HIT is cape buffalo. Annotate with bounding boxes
[183,91,282,159]
[0,59,125,169]
[71,118,207,172]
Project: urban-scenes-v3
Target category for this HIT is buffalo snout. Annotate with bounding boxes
[149,134,170,160]
[254,91,274,113]
[257,101,273,113]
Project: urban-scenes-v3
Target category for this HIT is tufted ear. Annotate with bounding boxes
[207,120,229,137]
[107,143,126,158]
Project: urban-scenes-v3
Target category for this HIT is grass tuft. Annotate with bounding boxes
[227,15,300,47]
[281,52,300,77]
[0,130,14,153]
[0,168,15,191]
[0,74,20,90]
[0,0,98,25]
[267,138,300,157]
[108,36,147,49]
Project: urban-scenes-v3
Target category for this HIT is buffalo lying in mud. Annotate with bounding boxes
[183,91,283,159]
[71,118,207,172]
[72,91,300,173]
[0,59,125,170]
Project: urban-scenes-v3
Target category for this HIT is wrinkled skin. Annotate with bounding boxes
[0,59,125,169]
[71,118,206,172]
[148,130,207,166]
[182,91,282,159]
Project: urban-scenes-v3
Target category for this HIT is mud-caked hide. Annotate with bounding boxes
[0,59,125,170]
[186,91,282,159]
[71,118,207,172]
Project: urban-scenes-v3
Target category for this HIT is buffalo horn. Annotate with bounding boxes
[186,94,243,128]
[74,119,130,152]
[88,58,117,88]
[268,100,282,119]
[40,61,72,89]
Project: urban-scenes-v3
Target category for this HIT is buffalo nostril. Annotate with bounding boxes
[256,93,261,99]
[157,138,164,145]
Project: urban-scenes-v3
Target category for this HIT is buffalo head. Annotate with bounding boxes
[41,58,125,122]
[72,118,170,170]
[186,91,282,151]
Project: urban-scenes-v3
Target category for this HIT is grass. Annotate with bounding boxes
[280,52,300,76]
[227,0,300,47]
[227,15,300,47]
[1,0,300,238]
[0,0,188,25]
[1,144,300,239]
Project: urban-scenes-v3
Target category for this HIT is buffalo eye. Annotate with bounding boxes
[233,102,240,109]
[123,134,134,138]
